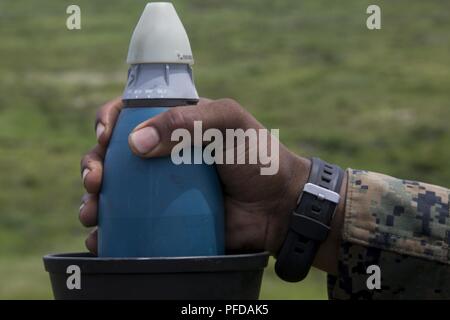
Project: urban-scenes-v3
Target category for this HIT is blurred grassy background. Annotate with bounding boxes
[0,0,449,299]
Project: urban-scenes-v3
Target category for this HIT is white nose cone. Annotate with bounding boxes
[126,2,194,65]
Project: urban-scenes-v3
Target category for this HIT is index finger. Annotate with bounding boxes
[95,97,124,147]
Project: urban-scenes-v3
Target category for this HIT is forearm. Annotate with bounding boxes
[272,153,450,296]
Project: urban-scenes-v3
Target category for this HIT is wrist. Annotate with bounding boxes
[265,154,311,255]
[268,155,348,276]
[312,169,348,275]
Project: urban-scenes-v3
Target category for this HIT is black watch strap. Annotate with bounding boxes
[275,158,344,282]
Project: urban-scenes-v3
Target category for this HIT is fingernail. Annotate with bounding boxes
[96,123,105,140]
[130,127,160,154]
[82,168,90,183]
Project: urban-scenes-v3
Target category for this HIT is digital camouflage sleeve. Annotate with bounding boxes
[327,169,450,299]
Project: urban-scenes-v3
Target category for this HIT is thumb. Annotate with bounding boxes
[128,98,252,158]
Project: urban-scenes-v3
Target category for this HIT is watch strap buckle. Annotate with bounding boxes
[301,183,340,204]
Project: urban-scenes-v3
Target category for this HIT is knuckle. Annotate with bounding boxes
[80,146,103,172]
[95,109,102,123]
[212,98,247,128]
[80,154,89,170]
[216,98,241,112]
[215,98,245,119]
[79,211,86,225]
[96,98,118,125]
[165,108,187,131]
[95,106,106,125]
[80,154,95,172]
[99,99,113,115]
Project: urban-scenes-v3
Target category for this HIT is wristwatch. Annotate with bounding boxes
[275,157,344,282]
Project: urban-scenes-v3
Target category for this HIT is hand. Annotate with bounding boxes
[80,97,347,275]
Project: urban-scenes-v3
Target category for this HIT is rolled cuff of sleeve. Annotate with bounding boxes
[328,169,450,299]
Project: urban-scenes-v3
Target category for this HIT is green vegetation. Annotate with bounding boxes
[0,0,449,299]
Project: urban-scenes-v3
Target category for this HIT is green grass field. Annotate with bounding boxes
[0,0,449,299]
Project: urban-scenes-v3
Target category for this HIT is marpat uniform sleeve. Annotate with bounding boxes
[327,169,450,299]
